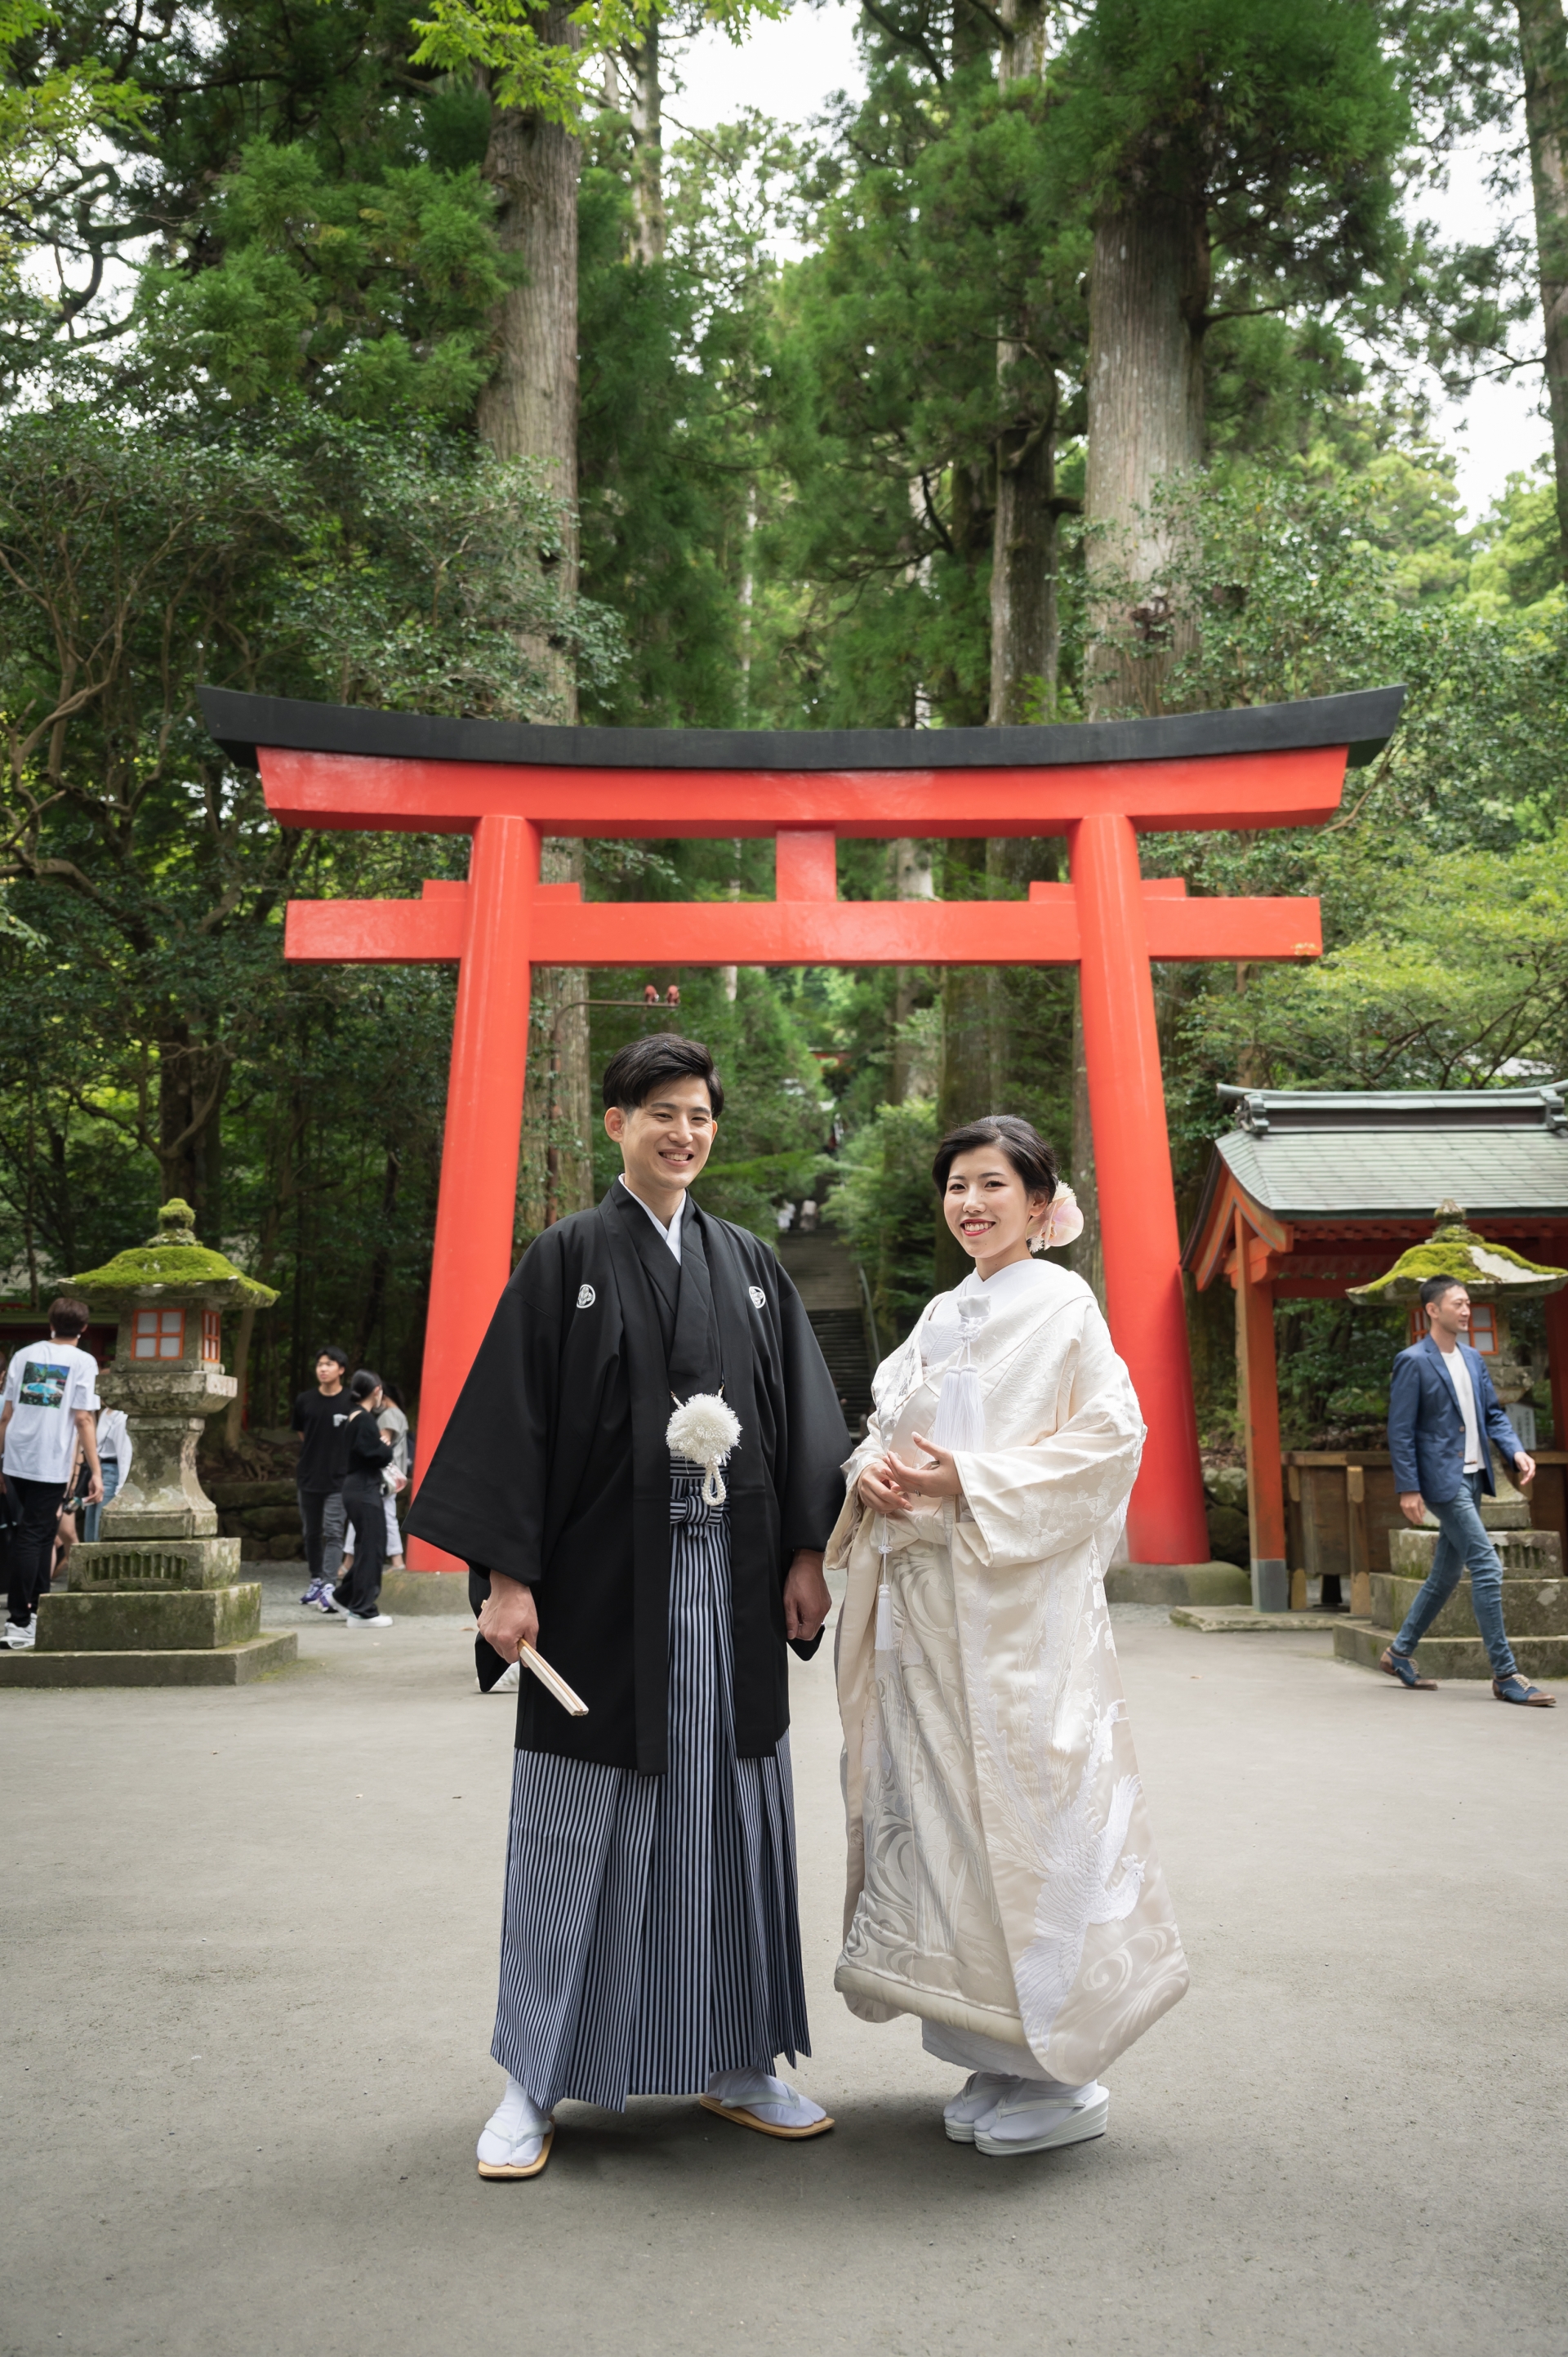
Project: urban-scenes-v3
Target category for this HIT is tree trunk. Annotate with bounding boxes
[988,0,1059,726]
[935,842,1004,1290]
[889,839,936,1104]
[222,1092,306,1450]
[1084,192,1208,716]
[156,1025,227,1225]
[1067,982,1106,1308]
[477,23,591,1226]
[1517,0,1568,571]
[625,16,664,265]
[989,373,1060,724]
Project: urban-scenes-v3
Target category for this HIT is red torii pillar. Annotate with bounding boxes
[201,685,1403,1571]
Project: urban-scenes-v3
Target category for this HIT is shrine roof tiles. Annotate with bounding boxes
[1212,1124,1568,1219]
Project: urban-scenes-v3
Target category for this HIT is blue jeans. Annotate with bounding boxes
[1393,1473,1517,1679]
[81,1455,120,1544]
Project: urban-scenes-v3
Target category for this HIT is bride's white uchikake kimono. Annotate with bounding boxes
[826,1255,1189,2088]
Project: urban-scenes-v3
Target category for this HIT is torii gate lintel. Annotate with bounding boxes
[201,685,1405,1574]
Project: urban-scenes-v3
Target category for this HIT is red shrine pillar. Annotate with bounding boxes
[1234,1205,1288,1611]
[408,813,541,1572]
[1070,813,1209,1564]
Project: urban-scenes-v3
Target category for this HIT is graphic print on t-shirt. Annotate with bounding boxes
[20,1359,69,1409]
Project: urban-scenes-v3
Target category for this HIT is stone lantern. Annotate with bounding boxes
[0,1201,296,1686]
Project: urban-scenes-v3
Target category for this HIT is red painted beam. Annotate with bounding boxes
[283,884,1322,969]
[257,742,1352,840]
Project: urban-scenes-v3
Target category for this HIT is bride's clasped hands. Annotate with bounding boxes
[855,1433,962,1515]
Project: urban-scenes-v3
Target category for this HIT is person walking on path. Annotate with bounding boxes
[294,1348,351,1610]
[338,1378,410,1586]
[408,1035,849,2182]
[327,1370,403,1627]
[1382,1276,1554,1705]
[0,1299,102,1650]
[827,1116,1187,2159]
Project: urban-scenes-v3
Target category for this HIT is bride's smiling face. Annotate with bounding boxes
[942,1147,1049,1272]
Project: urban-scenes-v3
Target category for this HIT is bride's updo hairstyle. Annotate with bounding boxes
[932,1114,1058,1201]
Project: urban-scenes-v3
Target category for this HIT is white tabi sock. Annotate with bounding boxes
[477,2072,552,2167]
[705,2067,826,2129]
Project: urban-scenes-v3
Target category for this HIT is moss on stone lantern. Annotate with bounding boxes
[1348,1199,1567,1408]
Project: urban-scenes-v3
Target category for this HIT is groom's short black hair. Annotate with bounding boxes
[1419,1275,1466,1311]
[602,1034,724,1118]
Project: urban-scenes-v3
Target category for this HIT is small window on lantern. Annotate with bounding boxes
[131,1307,185,1361]
[1469,1303,1498,1354]
[202,1309,221,1365]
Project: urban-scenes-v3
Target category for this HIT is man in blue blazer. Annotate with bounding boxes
[1383,1276,1554,1704]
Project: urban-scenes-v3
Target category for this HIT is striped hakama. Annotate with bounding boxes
[492,1465,811,2110]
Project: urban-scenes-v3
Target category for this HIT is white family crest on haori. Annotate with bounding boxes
[666,1392,742,1505]
[748,1285,767,1309]
[825,1253,1188,2088]
[576,1283,597,1309]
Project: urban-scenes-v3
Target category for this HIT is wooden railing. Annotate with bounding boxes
[1283,1450,1568,1615]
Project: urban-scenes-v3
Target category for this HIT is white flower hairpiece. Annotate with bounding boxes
[1031,1183,1084,1253]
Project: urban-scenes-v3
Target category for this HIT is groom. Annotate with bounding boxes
[408,1034,847,2177]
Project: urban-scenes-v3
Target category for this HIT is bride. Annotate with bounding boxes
[826,1114,1188,2158]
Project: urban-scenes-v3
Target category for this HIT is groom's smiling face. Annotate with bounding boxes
[605,1075,717,1202]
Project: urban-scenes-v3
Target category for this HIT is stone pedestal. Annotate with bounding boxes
[1334,1520,1568,1680]
[0,1201,293,1689]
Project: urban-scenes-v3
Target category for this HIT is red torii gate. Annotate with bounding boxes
[201,684,1403,1571]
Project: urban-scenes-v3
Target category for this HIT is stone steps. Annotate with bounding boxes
[0,1633,296,1686]
[1334,1624,1568,1681]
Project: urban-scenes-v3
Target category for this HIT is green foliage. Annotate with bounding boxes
[409,0,786,125]
[823,1098,939,1344]
[1048,0,1410,296]
[136,140,514,417]
[0,0,147,314]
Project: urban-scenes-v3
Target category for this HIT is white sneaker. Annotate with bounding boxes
[974,2081,1109,2157]
[942,2071,1015,2144]
[476,2074,554,2179]
[343,1611,392,1628]
[5,1619,36,1650]
[700,2068,833,2138]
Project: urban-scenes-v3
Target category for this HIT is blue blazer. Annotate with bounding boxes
[1387,1334,1519,1503]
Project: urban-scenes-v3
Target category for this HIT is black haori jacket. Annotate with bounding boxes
[406,1183,849,1774]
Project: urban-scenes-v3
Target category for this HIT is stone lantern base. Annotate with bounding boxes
[0,1534,296,1687]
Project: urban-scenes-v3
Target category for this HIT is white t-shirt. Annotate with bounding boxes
[97,1406,132,1475]
[2,1339,100,1484]
[1437,1343,1484,1472]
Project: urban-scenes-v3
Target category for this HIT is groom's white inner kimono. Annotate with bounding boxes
[827,1254,1189,2089]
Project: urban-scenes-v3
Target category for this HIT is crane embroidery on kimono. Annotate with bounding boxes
[1013,1699,1145,2034]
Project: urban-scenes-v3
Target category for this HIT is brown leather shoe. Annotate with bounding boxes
[1379,1645,1437,1690]
[1493,1673,1556,1707]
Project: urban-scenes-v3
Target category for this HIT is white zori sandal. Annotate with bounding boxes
[974,2079,1109,2158]
[698,2068,835,2139]
[476,2074,555,2179]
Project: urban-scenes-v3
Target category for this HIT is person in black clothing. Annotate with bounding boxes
[294,1348,351,1608]
[329,1369,401,1625]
